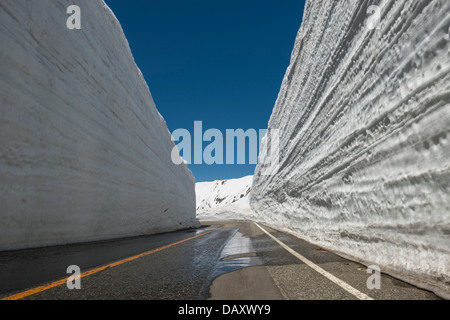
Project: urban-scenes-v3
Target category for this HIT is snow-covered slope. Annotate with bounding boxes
[0,0,198,251]
[196,176,253,220]
[251,0,450,298]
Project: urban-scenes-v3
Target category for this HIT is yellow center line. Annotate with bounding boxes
[1,225,226,300]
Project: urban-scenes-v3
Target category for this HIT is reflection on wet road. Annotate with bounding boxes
[212,229,263,279]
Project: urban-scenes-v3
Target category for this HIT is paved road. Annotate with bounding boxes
[0,221,441,300]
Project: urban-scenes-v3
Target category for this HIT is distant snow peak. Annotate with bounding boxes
[195,176,256,221]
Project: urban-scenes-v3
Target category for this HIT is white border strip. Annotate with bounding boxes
[255,223,374,300]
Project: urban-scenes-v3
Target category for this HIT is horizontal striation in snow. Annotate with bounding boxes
[251,0,450,298]
[0,0,198,251]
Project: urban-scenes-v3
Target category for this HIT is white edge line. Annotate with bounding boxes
[255,223,374,301]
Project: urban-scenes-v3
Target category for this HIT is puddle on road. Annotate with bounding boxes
[211,230,263,278]
[187,224,222,235]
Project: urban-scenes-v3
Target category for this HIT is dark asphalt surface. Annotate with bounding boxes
[0,221,442,300]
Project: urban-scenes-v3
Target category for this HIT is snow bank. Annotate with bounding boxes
[196,176,255,221]
[251,0,450,298]
[0,0,198,251]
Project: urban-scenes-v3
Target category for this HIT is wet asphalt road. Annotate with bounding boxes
[0,221,441,300]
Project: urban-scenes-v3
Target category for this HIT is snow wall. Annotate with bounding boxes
[0,0,199,251]
[250,0,450,298]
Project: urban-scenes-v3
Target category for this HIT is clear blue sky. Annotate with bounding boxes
[105,0,305,182]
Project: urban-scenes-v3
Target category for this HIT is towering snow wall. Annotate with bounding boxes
[0,0,198,251]
[251,0,450,298]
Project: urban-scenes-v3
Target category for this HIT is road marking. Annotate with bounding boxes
[255,223,374,300]
[1,226,225,300]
